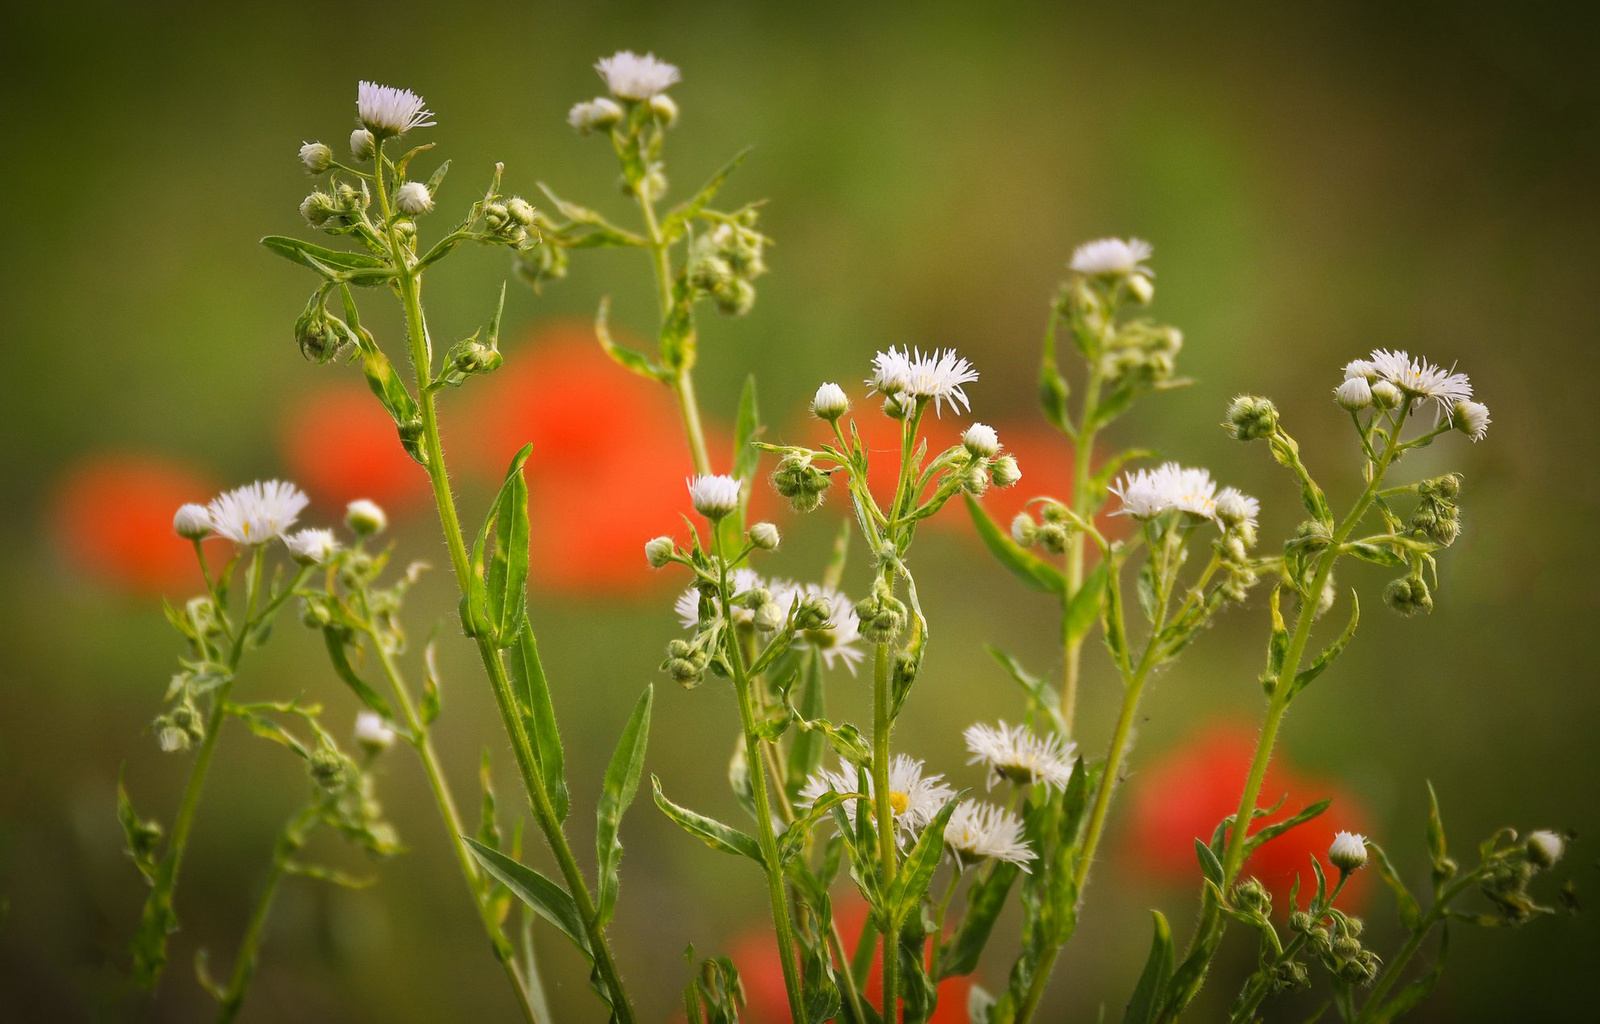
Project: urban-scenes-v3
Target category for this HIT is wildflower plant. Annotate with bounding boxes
[117,54,1574,1024]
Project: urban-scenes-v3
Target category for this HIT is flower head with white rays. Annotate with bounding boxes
[1070,237,1154,278]
[1366,349,1474,414]
[768,580,864,672]
[206,481,309,545]
[1215,487,1260,532]
[356,81,435,137]
[675,569,765,629]
[568,97,624,134]
[944,800,1036,870]
[1452,399,1491,441]
[284,527,338,565]
[866,347,979,415]
[688,474,742,520]
[595,51,681,101]
[1109,466,1170,520]
[354,711,396,752]
[800,754,955,845]
[964,721,1076,791]
[1161,463,1221,520]
[1110,462,1225,522]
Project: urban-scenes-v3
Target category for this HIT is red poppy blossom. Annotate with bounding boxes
[1122,721,1371,911]
[52,454,216,596]
[280,384,429,515]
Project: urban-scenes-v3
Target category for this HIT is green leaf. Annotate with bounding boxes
[419,631,442,726]
[1064,562,1108,645]
[131,850,180,988]
[1371,924,1449,1022]
[1425,781,1448,874]
[1367,840,1421,929]
[595,686,653,926]
[662,146,754,235]
[320,630,397,721]
[732,375,761,502]
[463,837,590,955]
[1195,837,1225,888]
[1343,540,1408,568]
[1121,911,1174,1024]
[1290,593,1358,698]
[888,799,962,924]
[507,625,569,821]
[938,860,1021,978]
[349,327,426,465]
[1245,799,1332,855]
[964,495,1066,594]
[260,235,393,285]
[594,295,665,380]
[1261,587,1290,695]
[467,445,531,646]
[652,775,765,863]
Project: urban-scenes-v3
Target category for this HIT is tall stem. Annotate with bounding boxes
[635,185,712,474]
[214,806,315,1024]
[872,617,899,1018]
[373,144,636,1024]
[1061,366,1104,733]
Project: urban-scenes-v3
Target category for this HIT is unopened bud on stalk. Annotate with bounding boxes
[1329,830,1369,874]
[299,141,333,173]
[1225,395,1278,441]
[1526,830,1565,869]
[1126,272,1155,305]
[1335,376,1373,411]
[991,455,1021,488]
[963,423,1000,458]
[644,536,675,568]
[346,499,387,537]
[505,196,536,227]
[1383,576,1432,616]
[689,474,742,521]
[1011,512,1038,547]
[1232,878,1270,913]
[355,711,396,753]
[748,522,780,550]
[1370,379,1402,409]
[568,97,624,134]
[350,128,376,161]
[300,191,338,227]
[811,382,850,420]
[396,181,434,216]
[173,504,213,540]
[284,528,338,565]
[648,94,679,126]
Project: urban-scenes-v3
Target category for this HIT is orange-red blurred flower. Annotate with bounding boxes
[727,897,971,1023]
[1122,721,1371,911]
[280,384,429,514]
[52,454,216,596]
[460,323,734,596]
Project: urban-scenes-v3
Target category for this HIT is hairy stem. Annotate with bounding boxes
[873,622,900,1017]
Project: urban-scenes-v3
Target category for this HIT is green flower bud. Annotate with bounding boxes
[505,196,536,227]
[1231,877,1270,914]
[748,522,780,550]
[772,454,831,513]
[991,454,1021,489]
[1288,911,1314,933]
[1038,521,1070,556]
[1383,576,1433,616]
[1332,934,1362,960]
[714,278,756,317]
[310,749,349,792]
[1011,512,1038,547]
[648,93,679,126]
[299,191,338,228]
[854,585,907,643]
[644,535,675,568]
[1370,379,1403,409]
[346,499,387,537]
[299,141,333,174]
[1225,395,1279,441]
[350,128,376,161]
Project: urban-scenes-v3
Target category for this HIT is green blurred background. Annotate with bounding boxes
[3,1,1597,1020]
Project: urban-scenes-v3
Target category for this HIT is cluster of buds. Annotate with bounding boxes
[854,578,908,643]
[772,453,833,513]
[1382,574,1433,617]
[293,297,358,364]
[1408,473,1463,548]
[299,180,371,233]
[662,634,714,689]
[1315,915,1380,986]
[687,214,770,316]
[1011,500,1079,555]
[482,194,539,248]
[1214,490,1261,602]
[1225,394,1280,442]
[152,695,205,754]
[955,423,1021,497]
[1097,319,1184,391]
[1479,830,1568,923]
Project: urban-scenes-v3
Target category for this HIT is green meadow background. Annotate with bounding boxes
[2,1,1597,1020]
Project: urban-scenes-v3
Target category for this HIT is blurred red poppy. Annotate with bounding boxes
[1122,721,1371,911]
[460,323,736,596]
[726,897,972,1023]
[51,454,216,596]
[280,384,429,515]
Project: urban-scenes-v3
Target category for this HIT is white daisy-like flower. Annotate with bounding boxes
[800,754,955,845]
[206,481,309,545]
[1328,830,1369,873]
[866,346,979,415]
[1452,399,1491,441]
[1214,486,1260,532]
[1343,359,1378,380]
[964,721,1076,791]
[944,799,1036,870]
[688,474,742,520]
[357,81,435,136]
[675,568,765,629]
[283,527,338,565]
[595,50,681,101]
[567,97,624,134]
[1069,237,1154,278]
[768,579,864,672]
[395,181,433,216]
[173,503,213,540]
[354,710,396,751]
[1365,349,1473,414]
[1109,466,1170,519]
[1110,462,1221,521]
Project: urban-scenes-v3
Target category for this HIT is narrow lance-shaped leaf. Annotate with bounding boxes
[785,650,827,798]
[938,860,1021,979]
[1289,593,1359,699]
[652,775,765,863]
[320,630,397,721]
[1064,561,1109,645]
[595,686,653,926]
[1366,840,1421,929]
[964,495,1067,594]
[508,625,569,821]
[466,444,531,644]
[888,798,962,924]
[1121,910,1174,1024]
[594,295,665,380]
[662,145,754,235]
[464,837,591,955]
[1244,799,1332,855]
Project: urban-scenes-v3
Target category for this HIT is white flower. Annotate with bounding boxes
[173,503,213,540]
[568,97,624,134]
[964,721,1076,791]
[354,710,396,751]
[1452,399,1491,441]
[1110,466,1169,520]
[800,754,954,845]
[395,181,433,216]
[963,423,1000,458]
[345,499,387,537]
[866,346,979,415]
[357,81,435,136]
[811,382,850,420]
[1069,237,1154,278]
[944,800,1035,870]
[1526,830,1565,869]
[206,481,309,545]
[1343,359,1377,380]
[1110,462,1222,522]
[595,50,680,101]
[284,527,338,565]
[1365,349,1473,414]
[1335,377,1373,411]
[675,568,765,629]
[769,580,864,672]
[688,474,742,520]
[1328,830,1368,873]
[1214,487,1260,532]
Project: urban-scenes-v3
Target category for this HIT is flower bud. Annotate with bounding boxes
[310,749,349,792]
[396,181,433,216]
[1231,877,1270,914]
[346,499,388,537]
[811,382,850,421]
[1288,911,1313,933]
[1329,830,1369,874]
[963,464,990,496]
[568,97,624,134]
[689,474,742,520]
[300,141,333,174]
[1126,271,1155,305]
[1382,576,1432,616]
[883,392,916,420]
[299,191,338,228]
[355,711,396,753]
[505,196,536,227]
[350,128,376,161]
[714,278,756,317]
[772,455,831,513]
[1011,512,1038,547]
[753,597,785,633]
[173,503,213,540]
[748,522,780,550]
[644,535,676,568]
[963,423,1000,458]
[1452,399,1491,441]
[991,455,1022,488]
[648,93,679,126]
[1370,379,1402,409]
[1038,521,1070,556]
[1332,934,1362,960]
[1335,376,1373,411]
[854,584,907,642]
[1225,395,1278,441]
[1526,830,1565,869]
[284,527,338,565]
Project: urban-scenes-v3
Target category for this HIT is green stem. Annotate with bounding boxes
[1061,365,1104,733]
[373,143,636,1024]
[635,183,712,475]
[214,805,316,1024]
[1355,868,1482,1021]
[873,618,899,1019]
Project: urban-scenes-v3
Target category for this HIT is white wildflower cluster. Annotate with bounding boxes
[800,754,954,845]
[203,480,310,546]
[356,81,435,137]
[1339,349,1489,441]
[674,572,864,671]
[1110,463,1255,529]
[595,50,681,101]
[944,799,1036,870]
[963,721,1076,790]
[867,346,980,416]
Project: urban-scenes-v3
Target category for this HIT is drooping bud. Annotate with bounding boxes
[349,128,376,161]
[991,455,1022,489]
[644,535,676,568]
[346,499,388,537]
[299,141,333,174]
[1382,576,1432,616]
[1452,399,1491,441]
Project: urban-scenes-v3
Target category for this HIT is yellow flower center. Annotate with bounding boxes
[889,791,909,816]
